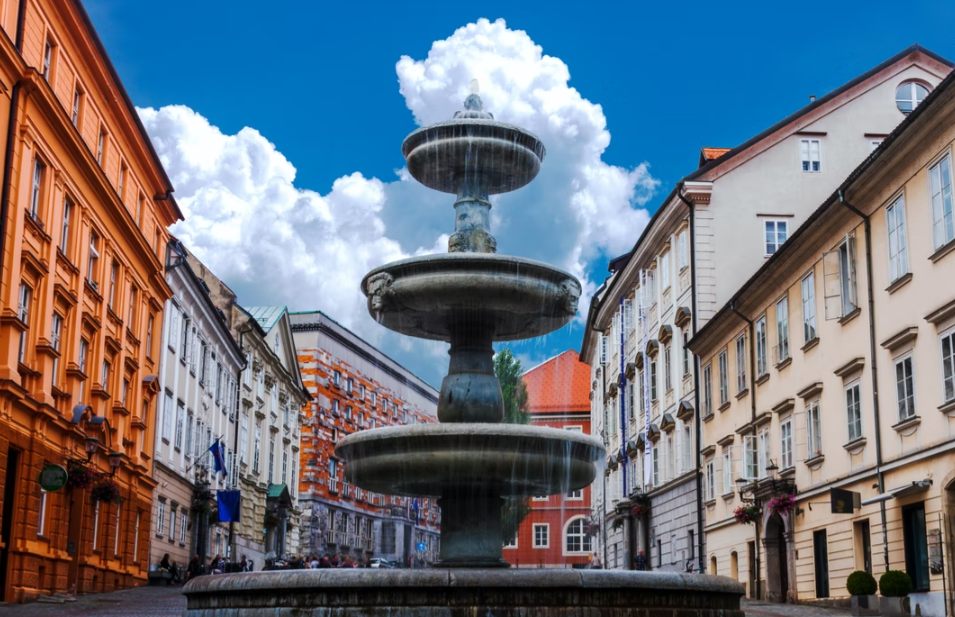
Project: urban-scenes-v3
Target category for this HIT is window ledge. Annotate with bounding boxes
[843,437,867,452]
[755,373,770,386]
[892,416,921,432]
[704,498,717,508]
[702,413,715,423]
[801,337,820,352]
[804,454,825,468]
[721,491,736,501]
[778,466,796,478]
[938,399,955,416]
[775,356,792,371]
[885,272,913,294]
[929,238,955,263]
[718,401,731,413]
[839,307,862,325]
[735,388,749,400]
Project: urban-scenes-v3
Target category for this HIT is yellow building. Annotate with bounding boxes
[0,0,180,602]
[690,69,955,616]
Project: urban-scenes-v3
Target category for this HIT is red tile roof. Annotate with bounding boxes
[522,350,591,414]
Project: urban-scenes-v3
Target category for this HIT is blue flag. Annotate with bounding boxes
[210,439,227,477]
[413,498,419,524]
[217,490,241,523]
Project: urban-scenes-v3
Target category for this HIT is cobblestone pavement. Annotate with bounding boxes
[0,585,186,616]
[742,599,852,616]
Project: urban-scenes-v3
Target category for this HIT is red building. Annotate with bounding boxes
[504,350,593,568]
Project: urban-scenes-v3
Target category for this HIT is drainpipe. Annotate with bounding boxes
[838,189,888,572]
[618,296,630,570]
[730,303,760,600]
[677,186,705,572]
[0,0,27,299]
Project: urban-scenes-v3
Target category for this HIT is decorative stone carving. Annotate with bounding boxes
[366,272,397,313]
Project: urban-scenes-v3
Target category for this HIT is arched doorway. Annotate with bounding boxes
[944,477,955,617]
[763,513,793,603]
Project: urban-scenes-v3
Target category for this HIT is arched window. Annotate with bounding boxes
[896,81,930,115]
[564,517,592,554]
[710,555,718,575]
[730,551,739,580]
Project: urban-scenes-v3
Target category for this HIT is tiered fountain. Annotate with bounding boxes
[182,82,744,617]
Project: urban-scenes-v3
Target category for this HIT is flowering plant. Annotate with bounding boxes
[66,460,100,490]
[767,493,796,518]
[90,478,121,504]
[733,504,761,525]
[611,517,624,531]
[631,504,650,518]
[584,519,601,538]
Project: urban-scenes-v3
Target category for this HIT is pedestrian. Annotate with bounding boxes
[240,555,250,572]
[331,554,340,567]
[635,550,647,571]
[309,555,320,569]
[186,555,202,581]
[319,556,331,569]
[212,554,223,574]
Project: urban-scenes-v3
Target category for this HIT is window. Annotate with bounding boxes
[735,335,747,393]
[60,198,72,254]
[42,40,53,80]
[599,333,608,365]
[146,315,154,358]
[941,329,955,404]
[902,502,930,591]
[71,86,82,126]
[180,317,190,357]
[114,502,122,555]
[758,427,770,478]
[661,251,670,290]
[133,512,141,560]
[682,424,692,473]
[96,128,105,165]
[185,411,194,455]
[102,360,112,393]
[128,286,138,329]
[646,269,656,302]
[780,417,793,469]
[649,358,658,401]
[744,435,758,480]
[886,194,909,281]
[169,506,176,543]
[930,154,954,249]
[334,371,341,387]
[722,449,732,494]
[503,535,517,549]
[179,512,187,545]
[702,364,712,416]
[652,444,659,486]
[346,378,353,393]
[664,344,672,391]
[565,518,592,554]
[118,163,127,201]
[156,500,165,538]
[108,261,119,308]
[755,316,767,377]
[88,231,100,285]
[705,459,715,501]
[29,157,44,221]
[253,423,261,473]
[359,384,365,400]
[121,378,129,406]
[682,331,691,376]
[776,296,789,363]
[802,401,820,458]
[162,392,173,440]
[78,338,89,374]
[678,230,687,270]
[268,435,275,482]
[532,523,549,548]
[800,139,821,172]
[137,195,144,228]
[17,283,31,363]
[802,272,817,342]
[895,355,916,421]
[823,234,858,319]
[38,489,48,536]
[896,81,929,115]
[51,313,63,385]
[174,402,184,450]
[846,382,862,442]
[282,448,289,484]
[765,219,788,255]
[718,351,728,405]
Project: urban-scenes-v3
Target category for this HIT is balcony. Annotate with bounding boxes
[328,478,339,494]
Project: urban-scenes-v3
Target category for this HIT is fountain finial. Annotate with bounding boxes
[455,78,493,119]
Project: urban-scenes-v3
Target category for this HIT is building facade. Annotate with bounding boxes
[580,45,952,573]
[185,255,309,567]
[690,67,955,616]
[290,311,440,565]
[149,242,243,568]
[503,350,593,568]
[0,0,181,602]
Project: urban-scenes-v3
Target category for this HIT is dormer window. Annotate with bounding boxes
[896,81,929,115]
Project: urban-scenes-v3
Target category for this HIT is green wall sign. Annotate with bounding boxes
[39,464,68,491]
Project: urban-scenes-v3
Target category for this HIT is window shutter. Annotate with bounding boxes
[743,435,757,480]
[794,409,807,463]
[822,248,843,320]
[847,233,858,310]
[714,451,723,496]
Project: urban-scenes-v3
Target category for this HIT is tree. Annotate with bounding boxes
[494,347,531,544]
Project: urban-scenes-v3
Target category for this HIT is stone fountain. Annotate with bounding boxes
[182,82,744,617]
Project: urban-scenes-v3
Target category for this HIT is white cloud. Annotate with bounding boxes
[138,18,656,385]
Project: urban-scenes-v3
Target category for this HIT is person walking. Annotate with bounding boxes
[634,550,647,571]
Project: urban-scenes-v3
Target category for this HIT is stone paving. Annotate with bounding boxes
[0,586,857,617]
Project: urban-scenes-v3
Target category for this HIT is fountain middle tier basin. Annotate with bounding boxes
[362,253,581,342]
[335,424,605,497]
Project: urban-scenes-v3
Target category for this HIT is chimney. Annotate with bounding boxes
[809,94,816,103]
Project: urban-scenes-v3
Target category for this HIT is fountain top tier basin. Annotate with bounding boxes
[402,118,545,196]
[335,423,603,497]
[362,252,580,342]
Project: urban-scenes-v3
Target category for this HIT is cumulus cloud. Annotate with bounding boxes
[138,18,656,385]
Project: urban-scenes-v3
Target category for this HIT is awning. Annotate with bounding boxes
[860,480,932,506]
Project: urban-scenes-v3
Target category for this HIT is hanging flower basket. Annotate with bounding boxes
[584,520,601,538]
[611,517,624,531]
[734,504,761,525]
[90,478,121,504]
[66,460,100,490]
[767,493,796,519]
[631,503,650,518]
[191,485,215,516]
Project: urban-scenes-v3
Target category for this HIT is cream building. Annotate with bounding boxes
[690,67,955,616]
[581,45,951,573]
[151,240,244,567]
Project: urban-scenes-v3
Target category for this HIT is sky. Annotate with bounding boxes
[85,0,955,388]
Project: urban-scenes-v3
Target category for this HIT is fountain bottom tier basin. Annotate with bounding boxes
[181,569,745,617]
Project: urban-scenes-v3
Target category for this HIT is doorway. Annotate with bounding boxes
[764,514,790,602]
[748,541,757,599]
[1,448,21,602]
[902,502,929,592]
[813,529,830,598]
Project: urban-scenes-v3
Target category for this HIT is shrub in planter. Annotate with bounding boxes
[846,570,877,596]
[879,570,912,597]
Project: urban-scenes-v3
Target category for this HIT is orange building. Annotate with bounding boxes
[0,0,180,602]
[504,350,594,568]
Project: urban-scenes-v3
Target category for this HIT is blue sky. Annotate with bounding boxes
[87,0,955,387]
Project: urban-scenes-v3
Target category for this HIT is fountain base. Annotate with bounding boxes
[181,569,745,617]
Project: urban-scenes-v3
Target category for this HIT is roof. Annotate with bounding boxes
[699,147,732,167]
[606,44,953,278]
[690,52,955,352]
[243,306,287,333]
[266,483,291,504]
[522,350,591,414]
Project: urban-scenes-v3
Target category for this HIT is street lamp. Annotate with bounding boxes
[108,451,123,476]
[85,436,100,462]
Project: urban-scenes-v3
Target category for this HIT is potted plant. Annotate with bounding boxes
[66,460,99,489]
[631,493,651,518]
[767,494,796,519]
[846,570,878,616]
[89,477,121,504]
[879,570,912,617]
[733,504,761,525]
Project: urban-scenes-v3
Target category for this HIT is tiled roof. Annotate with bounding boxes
[522,350,591,414]
[243,306,287,333]
[701,147,732,161]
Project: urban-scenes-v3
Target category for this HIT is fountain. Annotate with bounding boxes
[182,82,744,617]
